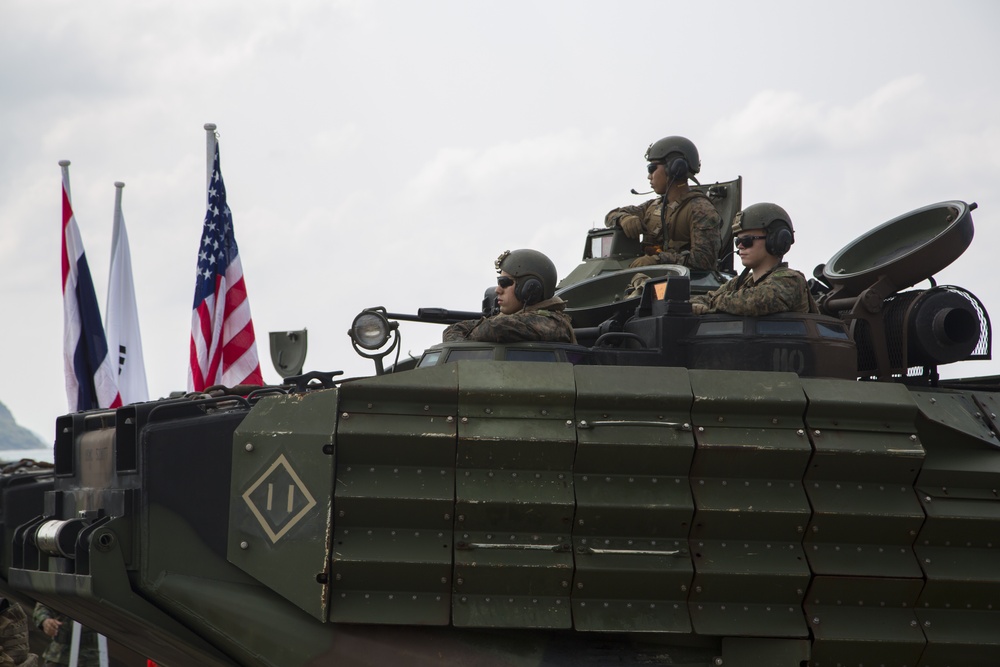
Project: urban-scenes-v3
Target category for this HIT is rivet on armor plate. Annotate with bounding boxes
[245,443,254,452]
[424,405,430,411]
[341,412,349,419]
[447,416,454,423]
[239,541,249,550]
[461,417,468,423]
[367,403,373,409]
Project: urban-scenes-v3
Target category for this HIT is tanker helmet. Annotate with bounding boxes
[644,135,701,180]
[494,249,557,306]
[732,202,795,257]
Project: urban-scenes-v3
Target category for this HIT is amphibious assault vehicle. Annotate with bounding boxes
[1,195,998,666]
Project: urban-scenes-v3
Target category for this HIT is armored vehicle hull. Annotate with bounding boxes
[1,200,998,666]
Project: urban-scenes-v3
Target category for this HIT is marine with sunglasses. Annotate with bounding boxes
[690,203,818,316]
[442,249,577,344]
[604,135,722,270]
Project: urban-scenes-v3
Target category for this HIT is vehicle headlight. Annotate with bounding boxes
[351,311,391,350]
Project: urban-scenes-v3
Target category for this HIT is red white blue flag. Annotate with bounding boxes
[188,139,264,391]
[61,161,122,412]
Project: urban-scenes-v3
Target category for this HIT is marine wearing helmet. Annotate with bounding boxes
[442,249,577,343]
[690,203,817,316]
[604,135,723,270]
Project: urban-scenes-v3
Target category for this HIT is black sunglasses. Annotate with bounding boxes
[646,162,663,174]
[497,276,515,288]
[735,234,767,249]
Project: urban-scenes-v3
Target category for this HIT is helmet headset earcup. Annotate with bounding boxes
[667,157,689,180]
[515,277,543,306]
[765,224,793,257]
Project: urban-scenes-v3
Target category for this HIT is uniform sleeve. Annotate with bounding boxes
[704,270,809,316]
[442,319,482,342]
[684,204,723,270]
[30,605,50,631]
[605,201,652,228]
[459,311,574,344]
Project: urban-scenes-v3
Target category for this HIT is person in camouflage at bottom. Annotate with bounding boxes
[690,203,817,316]
[0,599,37,667]
[32,604,98,667]
[443,249,576,344]
[605,136,723,271]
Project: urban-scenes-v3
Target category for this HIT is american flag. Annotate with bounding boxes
[188,141,263,391]
[61,161,122,411]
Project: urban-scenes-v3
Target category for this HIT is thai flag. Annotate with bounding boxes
[187,138,263,391]
[61,161,122,412]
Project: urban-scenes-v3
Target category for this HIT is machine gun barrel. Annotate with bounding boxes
[383,308,483,325]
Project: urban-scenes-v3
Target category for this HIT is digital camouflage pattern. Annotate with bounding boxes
[690,263,818,316]
[31,605,98,667]
[442,297,576,344]
[0,599,37,667]
[605,190,722,270]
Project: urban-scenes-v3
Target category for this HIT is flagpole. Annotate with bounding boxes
[204,123,218,193]
[111,181,124,260]
[59,160,72,198]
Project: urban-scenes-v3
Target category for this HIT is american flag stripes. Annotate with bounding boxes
[188,140,264,391]
[61,161,123,412]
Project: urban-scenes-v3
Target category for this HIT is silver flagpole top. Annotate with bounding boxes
[204,123,217,132]
[114,181,125,189]
[59,160,71,167]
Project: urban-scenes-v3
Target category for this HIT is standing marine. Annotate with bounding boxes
[32,604,99,667]
[443,249,576,344]
[690,202,817,316]
[605,135,723,270]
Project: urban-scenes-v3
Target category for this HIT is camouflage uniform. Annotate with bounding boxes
[31,605,98,667]
[605,190,722,270]
[0,599,37,667]
[442,297,577,344]
[690,263,818,316]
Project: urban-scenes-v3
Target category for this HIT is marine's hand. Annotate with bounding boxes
[629,254,660,268]
[41,618,61,637]
[618,214,643,239]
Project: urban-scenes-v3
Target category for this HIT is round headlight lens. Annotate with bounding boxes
[351,312,390,350]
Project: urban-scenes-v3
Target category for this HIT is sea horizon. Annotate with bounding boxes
[0,447,54,463]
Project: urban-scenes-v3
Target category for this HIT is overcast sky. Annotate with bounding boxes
[2,0,999,443]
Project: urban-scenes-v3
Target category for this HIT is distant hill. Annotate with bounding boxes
[0,401,45,449]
